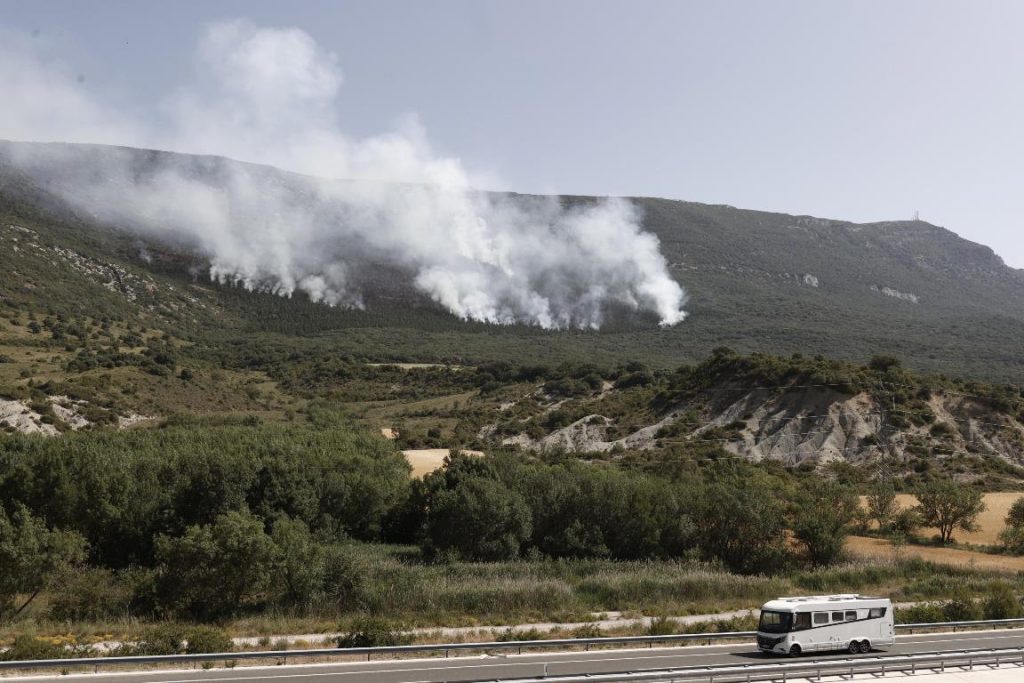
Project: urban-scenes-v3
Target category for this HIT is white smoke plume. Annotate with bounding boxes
[0,21,687,329]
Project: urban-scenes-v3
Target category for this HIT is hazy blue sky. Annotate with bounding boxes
[2,0,1022,267]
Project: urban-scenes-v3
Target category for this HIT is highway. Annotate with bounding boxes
[15,629,1024,683]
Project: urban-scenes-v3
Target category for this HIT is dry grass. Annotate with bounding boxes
[861,492,1023,545]
[403,448,484,478]
[846,535,1024,572]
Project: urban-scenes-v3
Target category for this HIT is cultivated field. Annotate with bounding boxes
[402,448,484,478]
[847,536,1024,572]
[862,492,1022,545]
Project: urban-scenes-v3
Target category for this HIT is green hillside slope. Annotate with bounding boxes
[2,140,1023,382]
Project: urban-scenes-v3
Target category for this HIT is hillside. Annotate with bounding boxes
[463,351,1024,485]
[1,140,1024,480]
[2,141,1023,383]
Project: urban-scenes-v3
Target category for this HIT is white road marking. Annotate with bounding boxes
[10,630,1024,682]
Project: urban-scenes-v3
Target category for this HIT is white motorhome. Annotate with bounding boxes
[756,594,895,656]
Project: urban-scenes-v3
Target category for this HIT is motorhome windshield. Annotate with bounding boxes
[758,610,792,633]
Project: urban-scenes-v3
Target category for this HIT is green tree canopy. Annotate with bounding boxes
[914,478,985,545]
[421,454,532,561]
[790,480,858,566]
[270,516,325,608]
[694,470,790,574]
[0,504,86,618]
[866,479,898,533]
[153,509,278,620]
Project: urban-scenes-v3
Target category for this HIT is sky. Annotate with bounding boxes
[1,0,1022,268]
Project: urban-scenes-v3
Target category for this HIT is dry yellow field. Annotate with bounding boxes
[402,448,484,478]
[861,492,1022,545]
[847,535,1024,572]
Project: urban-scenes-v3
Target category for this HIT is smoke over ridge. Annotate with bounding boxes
[0,21,687,329]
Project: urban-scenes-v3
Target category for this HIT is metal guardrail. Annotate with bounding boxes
[504,647,1024,683]
[898,617,1024,633]
[0,617,1022,672]
[0,632,758,671]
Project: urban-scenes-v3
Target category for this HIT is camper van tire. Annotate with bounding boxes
[788,644,801,657]
[847,640,860,654]
[860,640,871,652]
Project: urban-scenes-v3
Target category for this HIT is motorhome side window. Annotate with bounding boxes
[845,611,857,621]
[813,612,828,625]
[794,613,811,630]
[868,607,887,618]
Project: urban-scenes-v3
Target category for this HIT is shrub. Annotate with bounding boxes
[982,583,1023,620]
[322,545,370,610]
[647,615,677,636]
[135,624,187,655]
[48,567,136,622]
[572,623,603,639]
[0,636,66,661]
[335,618,412,648]
[942,595,981,622]
[495,628,545,642]
[891,508,924,537]
[184,626,234,654]
[895,603,946,624]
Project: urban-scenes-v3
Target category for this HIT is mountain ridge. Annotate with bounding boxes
[2,140,1023,382]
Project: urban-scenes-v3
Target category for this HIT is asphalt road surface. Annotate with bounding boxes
[15,629,1024,683]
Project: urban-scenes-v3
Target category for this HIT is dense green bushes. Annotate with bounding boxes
[0,408,1009,626]
[0,423,863,623]
[403,452,852,575]
[0,421,410,568]
[0,419,411,621]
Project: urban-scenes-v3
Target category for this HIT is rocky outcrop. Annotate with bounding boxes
[499,386,1024,466]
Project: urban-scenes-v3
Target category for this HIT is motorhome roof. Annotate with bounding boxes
[760,595,889,612]
[774,595,881,602]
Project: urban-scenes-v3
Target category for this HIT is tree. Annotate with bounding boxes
[866,480,899,534]
[0,504,86,618]
[424,476,531,561]
[695,472,790,574]
[270,516,325,609]
[153,509,278,620]
[999,497,1024,554]
[790,481,859,566]
[891,507,923,537]
[914,478,985,545]
[1005,497,1024,529]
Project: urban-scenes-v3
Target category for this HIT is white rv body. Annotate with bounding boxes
[756,594,895,656]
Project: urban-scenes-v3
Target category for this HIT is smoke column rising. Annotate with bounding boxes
[0,20,687,329]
